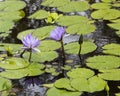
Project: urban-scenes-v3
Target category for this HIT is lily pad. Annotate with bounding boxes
[98,69,120,81]
[54,78,75,91]
[91,3,111,9]
[38,40,61,52]
[58,1,89,12]
[67,68,94,79]
[29,10,48,19]
[66,23,96,34]
[0,57,29,69]
[108,22,120,30]
[102,43,120,56]
[17,26,56,40]
[23,51,58,62]
[46,87,81,96]
[0,77,12,96]
[0,43,22,52]
[41,0,70,7]
[0,63,45,79]
[71,76,106,92]
[64,41,97,54]
[91,9,120,20]
[57,16,91,26]
[0,0,26,11]
[86,55,120,70]
[0,0,26,33]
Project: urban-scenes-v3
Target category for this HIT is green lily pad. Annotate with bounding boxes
[71,76,106,92]
[101,0,115,2]
[64,41,97,54]
[29,10,48,19]
[91,9,120,20]
[23,51,58,62]
[41,0,70,7]
[66,23,96,34]
[67,68,94,79]
[0,63,45,79]
[0,0,26,11]
[0,57,29,69]
[108,22,120,30]
[38,40,61,52]
[86,55,120,70]
[0,21,14,32]
[58,1,89,12]
[55,78,75,91]
[0,0,26,33]
[0,77,12,96]
[0,43,22,52]
[91,3,111,9]
[17,26,56,40]
[98,69,120,81]
[57,16,90,26]
[102,43,120,56]
[46,87,81,96]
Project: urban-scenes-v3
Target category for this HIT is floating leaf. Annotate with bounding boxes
[17,26,56,40]
[0,0,26,11]
[23,51,58,62]
[0,43,22,52]
[108,22,120,30]
[0,63,44,79]
[0,0,26,33]
[86,55,120,70]
[64,41,97,54]
[46,87,81,96]
[71,76,106,92]
[91,3,111,9]
[0,21,14,32]
[55,78,75,91]
[67,68,94,79]
[101,0,115,2]
[45,67,59,76]
[98,69,120,81]
[29,10,48,19]
[66,23,96,34]
[102,43,120,56]
[58,1,89,12]
[0,57,29,70]
[57,16,90,26]
[38,40,61,52]
[0,77,12,96]
[91,9,120,20]
[41,0,70,7]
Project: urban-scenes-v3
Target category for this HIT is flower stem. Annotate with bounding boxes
[20,50,26,58]
[29,49,32,62]
[78,44,82,65]
[60,39,66,67]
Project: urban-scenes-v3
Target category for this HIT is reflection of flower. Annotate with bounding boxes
[21,34,40,52]
[50,27,65,41]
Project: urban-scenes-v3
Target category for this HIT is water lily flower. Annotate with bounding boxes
[50,27,65,41]
[21,34,40,52]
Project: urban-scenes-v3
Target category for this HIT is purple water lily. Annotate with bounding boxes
[21,34,40,52]
[50,27,65,41]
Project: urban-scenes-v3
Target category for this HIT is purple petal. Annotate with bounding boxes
[50,27,65,41]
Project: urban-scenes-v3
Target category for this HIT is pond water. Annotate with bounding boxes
[1,0,120,96]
